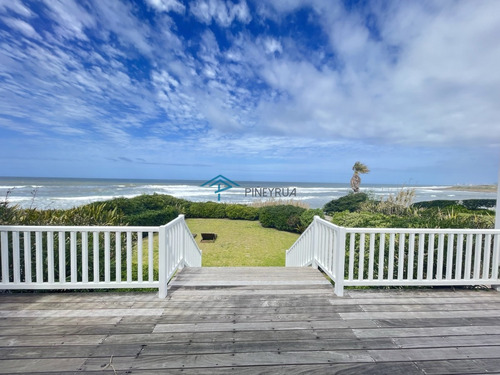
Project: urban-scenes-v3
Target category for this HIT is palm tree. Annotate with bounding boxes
[350,161,370,193]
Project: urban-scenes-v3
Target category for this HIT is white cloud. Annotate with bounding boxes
[246,0,500,148]
[42,0,96,41]
[1,0,499,183]
[263,37,282,55]
[1,17,40,39]
[190,0,251,27]
[0,0,34,17]
[145,0,185,13]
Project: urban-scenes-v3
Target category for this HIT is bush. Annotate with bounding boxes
[412,200,459,209]
[1,203,125,226]
[323,193,369,214]
[127,207,179,226]
[187,202,227,218]
[0,202,17,225]
[461,199,496,210]
[299,208,325,231]
[259,205,306,233]
[225,204,259,220]
[331,209,494,229]
[93,194,191,216]
[331,211,397,228]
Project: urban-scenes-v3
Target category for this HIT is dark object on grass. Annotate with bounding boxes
[201,233,217,242]
[192,233,197,238]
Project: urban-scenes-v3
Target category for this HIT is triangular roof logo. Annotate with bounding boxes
[200,175,240,201]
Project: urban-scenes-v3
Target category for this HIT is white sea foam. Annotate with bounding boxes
[1,178,496,210]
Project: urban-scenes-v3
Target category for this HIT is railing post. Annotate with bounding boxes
[334,227,346,297]
[495,164,500,229]
[179,214,186,269]
[158,224,167,298]
[311,216,319,269]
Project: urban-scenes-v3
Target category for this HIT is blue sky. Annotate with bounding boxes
[0,0,499,185]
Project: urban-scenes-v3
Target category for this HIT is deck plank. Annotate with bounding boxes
[1,266,500,373]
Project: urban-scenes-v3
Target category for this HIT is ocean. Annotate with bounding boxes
[0,177,497,210]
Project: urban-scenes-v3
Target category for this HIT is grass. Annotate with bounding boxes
[187,219,299,267]
[132,219,300,270]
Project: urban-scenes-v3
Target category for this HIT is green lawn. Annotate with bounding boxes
[133,219,300,270]
[187,219,299,267]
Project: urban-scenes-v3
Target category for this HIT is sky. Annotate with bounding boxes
[0,0,499,185]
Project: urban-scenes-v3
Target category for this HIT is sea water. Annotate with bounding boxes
[0,177,496,210]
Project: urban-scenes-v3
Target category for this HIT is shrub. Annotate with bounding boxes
[225,204,259,220]
[331,209,494,230]
[2,203,125,226]
[323,193,369,214]
[299,208,325,231]
[0,202,17,225]
[127,207,179,226]
[461,199,496,210]
[259,205,306,233]
[331,211,397,228]
[249,199,309,209]
[187,202,227,218]
[412,200,459,209]
[360,188,416,216]
[92,194,191,216]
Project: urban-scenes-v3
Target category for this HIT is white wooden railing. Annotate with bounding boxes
[0,214,201,298]
[158,214,202,298]
[287,216,500,296]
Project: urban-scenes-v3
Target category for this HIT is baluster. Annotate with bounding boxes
[0,231,8,283]
[473,234,482,279]
[492,234,499,279]
[104,231,110,283]
[427,234,435,280]
[388,233,395,280]
[378,232,385,280]
[417,233,425,281]
[115,231,121,282]
[70,231,77,283]
[24,231,32,283]
[82,232,89,283]
[47,231,54,284]
[13,231,21,284]
[464,234,473,280]
[58,231,66,283]
[436,234,444,280]
[137,231,143,282]
[348,233,355,281]
[397,233,405,280]
[127,231,132,282]
[35,231,43,283]
[445,234,454,280]
[93,231,99,282]
[368,233,375,280]
[455,234,464,280]
[358,233,365,281]
[407,233,415,280]
[483,234,492,280]
[148,231,154,282]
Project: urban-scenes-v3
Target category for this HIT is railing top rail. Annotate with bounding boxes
[0,225,161,232]
[160,214,186,230]
[314,216,343,230]
[344,227,500,235]
[313,216,500,234]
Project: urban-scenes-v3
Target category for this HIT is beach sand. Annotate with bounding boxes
[442,185,497,193]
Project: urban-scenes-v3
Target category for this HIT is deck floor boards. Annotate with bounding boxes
[1,266,500,374]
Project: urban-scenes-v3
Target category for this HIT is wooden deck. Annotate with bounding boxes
[1,267,500,374]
